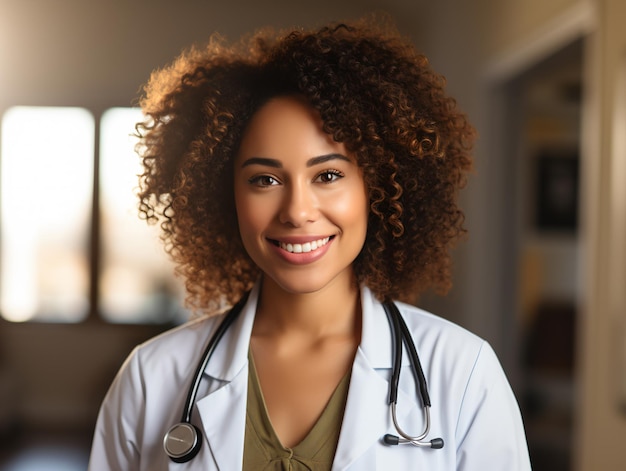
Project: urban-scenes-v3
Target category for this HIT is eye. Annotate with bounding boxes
[248,175,280,187]
[315,170,344,184]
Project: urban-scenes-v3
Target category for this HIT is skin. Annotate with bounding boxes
[234,95,369,447]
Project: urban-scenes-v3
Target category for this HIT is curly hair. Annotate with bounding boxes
[136,16,474,313]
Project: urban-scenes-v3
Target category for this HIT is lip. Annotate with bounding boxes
[267,235,335,265]
[270,235,331,244]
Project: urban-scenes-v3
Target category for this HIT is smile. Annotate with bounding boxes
[276,237,331,254]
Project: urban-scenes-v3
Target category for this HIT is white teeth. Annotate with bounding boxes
[279,237,330,253]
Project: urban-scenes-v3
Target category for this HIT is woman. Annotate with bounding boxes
[89,17,531,470]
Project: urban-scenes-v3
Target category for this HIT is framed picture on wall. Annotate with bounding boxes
[534,151,579,232]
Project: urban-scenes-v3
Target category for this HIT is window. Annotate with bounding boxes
[0,106,186,323]
[0,107,94,322]
[99,108,186,324]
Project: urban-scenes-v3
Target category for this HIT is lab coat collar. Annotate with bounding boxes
[195,283,421,470]
[200,282,401,380]
[202,282,261,382]
[359,286,411,369]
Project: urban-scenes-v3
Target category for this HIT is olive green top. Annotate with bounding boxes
[242,352,351,471]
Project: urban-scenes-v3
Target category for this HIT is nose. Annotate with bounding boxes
[279,181,319,227]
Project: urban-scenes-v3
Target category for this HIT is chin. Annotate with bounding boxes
[264,269,354,297]
[271,278,328,296]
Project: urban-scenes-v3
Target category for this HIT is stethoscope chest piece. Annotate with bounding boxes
[163,422,202,463]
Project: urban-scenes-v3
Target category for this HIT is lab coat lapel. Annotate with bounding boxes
[331,348,388,471]
[195,284,260,470]
[331,288,422,470]
[196,369,248,470]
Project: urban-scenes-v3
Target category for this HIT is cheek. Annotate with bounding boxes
[328,184,369,234]
[336,199,366,225]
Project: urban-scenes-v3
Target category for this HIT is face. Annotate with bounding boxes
[234,96,368,296]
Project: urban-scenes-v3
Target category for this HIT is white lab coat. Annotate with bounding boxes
[89,283,531,470]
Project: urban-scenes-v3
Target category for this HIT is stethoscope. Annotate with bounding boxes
[163,293,444,463]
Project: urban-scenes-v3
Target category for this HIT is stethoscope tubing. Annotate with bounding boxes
[165,292,443,463]
[382,301,444,449]
[383,300,431,407]
[179,292,250,423]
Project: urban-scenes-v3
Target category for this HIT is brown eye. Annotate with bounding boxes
[315,170,343,184]
[249,175,280,187]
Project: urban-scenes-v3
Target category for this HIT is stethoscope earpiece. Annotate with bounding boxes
[383,434,444,449]
[163,422,203,463]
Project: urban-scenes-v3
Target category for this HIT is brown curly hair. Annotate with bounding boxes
[136,16,474,313]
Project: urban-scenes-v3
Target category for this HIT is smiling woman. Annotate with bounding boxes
[89,16,530,470]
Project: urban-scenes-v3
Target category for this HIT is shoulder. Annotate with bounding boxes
[360,286,488,374]
[130,313,226,375]
[95,313,228,431]
[90,314,228,469]
[394,300,486,361]
[395,300,509,391]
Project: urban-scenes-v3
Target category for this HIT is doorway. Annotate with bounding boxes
[502,39,583,471]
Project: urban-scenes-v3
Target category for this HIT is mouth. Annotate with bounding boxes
[269,236,334,254]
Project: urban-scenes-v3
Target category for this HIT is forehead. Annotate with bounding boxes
[236,96,347,162]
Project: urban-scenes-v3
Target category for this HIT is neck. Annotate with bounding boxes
[253,274,361,339]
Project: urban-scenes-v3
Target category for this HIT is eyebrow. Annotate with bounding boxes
[240,153,351,168]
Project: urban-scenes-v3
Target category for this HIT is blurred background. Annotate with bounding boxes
[0,0,625,469]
